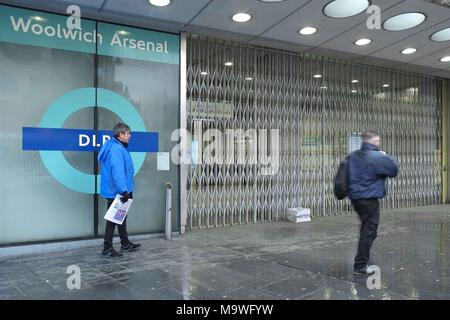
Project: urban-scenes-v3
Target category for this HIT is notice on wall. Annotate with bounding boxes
[348,132,362,154]
[157,152,170,171]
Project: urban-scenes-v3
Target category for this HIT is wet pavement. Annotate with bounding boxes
[1,204,449,300]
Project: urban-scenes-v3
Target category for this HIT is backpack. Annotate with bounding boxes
[334,157,349,200]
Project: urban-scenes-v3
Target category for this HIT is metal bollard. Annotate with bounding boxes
[165,183,173,240]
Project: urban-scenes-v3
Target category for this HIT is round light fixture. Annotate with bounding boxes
[225,62,234,67]
[351,90,358,93]
[201,72,208,76]
[245,77,254,81]
[383,12,426,31]
[440,56,450,62]
[314,74,322,78]
[323,0,369,18]
[320,86,328,89]
[232,13,252,23]
[430,28,450,42]
[351,79,359,83]
[354,38,371,46]
[149,0,171,7]
[401,48,417,55]
[383,84,390,88]
[299,27,318,35]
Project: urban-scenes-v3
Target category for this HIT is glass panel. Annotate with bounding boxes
[97,55,180,235]
[0,43,95,244]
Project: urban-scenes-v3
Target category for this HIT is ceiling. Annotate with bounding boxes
[1,0,450,79]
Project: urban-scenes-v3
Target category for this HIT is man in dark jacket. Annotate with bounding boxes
[348,131,398,274]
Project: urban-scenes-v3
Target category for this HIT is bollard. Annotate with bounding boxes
[165,183,173,240]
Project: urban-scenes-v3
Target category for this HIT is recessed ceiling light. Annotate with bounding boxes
[354,38,371,46]
[320,86,327,89]
[383,12,426,31]
[225,62,234,66]
[232,13,252,23]
[431,28,450,42]
[440,56,450,62]
[351,79,358,83]
[383,84,390,88]
[245,77,254,81]
[351,90,358,93]
[314,74,322,78]
[149,0,170,6]
[401,48,417,55]
[299,27,318,35]
[201,72,208,76]
[323,0,369,18]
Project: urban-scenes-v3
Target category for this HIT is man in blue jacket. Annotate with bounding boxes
[98,122,141,258]
[348,131,398,274]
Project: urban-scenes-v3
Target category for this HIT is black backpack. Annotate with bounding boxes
[334,157,349,200]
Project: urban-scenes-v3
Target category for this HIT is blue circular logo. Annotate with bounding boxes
[39,87,146,194]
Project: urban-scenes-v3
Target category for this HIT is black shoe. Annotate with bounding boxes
[121,242,141,253]
[353,265,375,275]
[102,247,122,258]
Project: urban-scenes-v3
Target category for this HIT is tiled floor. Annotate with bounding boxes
[1,205,450,300]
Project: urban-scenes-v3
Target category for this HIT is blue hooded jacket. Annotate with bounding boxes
[348,142,399,200]
[98,138,135,199]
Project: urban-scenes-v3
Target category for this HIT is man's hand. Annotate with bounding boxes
[120,192,129,203]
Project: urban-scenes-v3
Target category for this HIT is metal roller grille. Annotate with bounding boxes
[186,35,442,229]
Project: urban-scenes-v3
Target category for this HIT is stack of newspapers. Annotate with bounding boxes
[286,207,311,223]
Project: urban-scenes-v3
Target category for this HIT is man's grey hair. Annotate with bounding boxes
[362,131,379,142]
[113,122,131,138]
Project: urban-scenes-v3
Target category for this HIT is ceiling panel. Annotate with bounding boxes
[321,0,449,58]
[260,0,402,49]
[367,19,450,63]
[102,0,211,24]
[190,0,310,37]
[409,46,450,69]
[0,0,105,11]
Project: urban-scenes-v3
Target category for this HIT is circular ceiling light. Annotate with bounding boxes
[299,27,318,35]
[232,13,252,23]
[383,84,390,88]
[225,62,234,66]
[149,0,171,7]
[323,0,369,18]
[201,72,208,76]
[383,12,426,31]
[351,90,358,93]
[320,86,328,89]
[245,77,254,81]
[401,48,417,55]
[430,28,450,42]
[314,74,322,78]
[354,38,371,46]
[440,56,450,62]
[351,79,359,83]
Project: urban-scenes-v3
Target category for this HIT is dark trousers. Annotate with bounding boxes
[352,198,380,270]
[103,194,132,250]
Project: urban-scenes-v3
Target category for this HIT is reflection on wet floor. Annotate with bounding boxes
[0,205,449,300]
